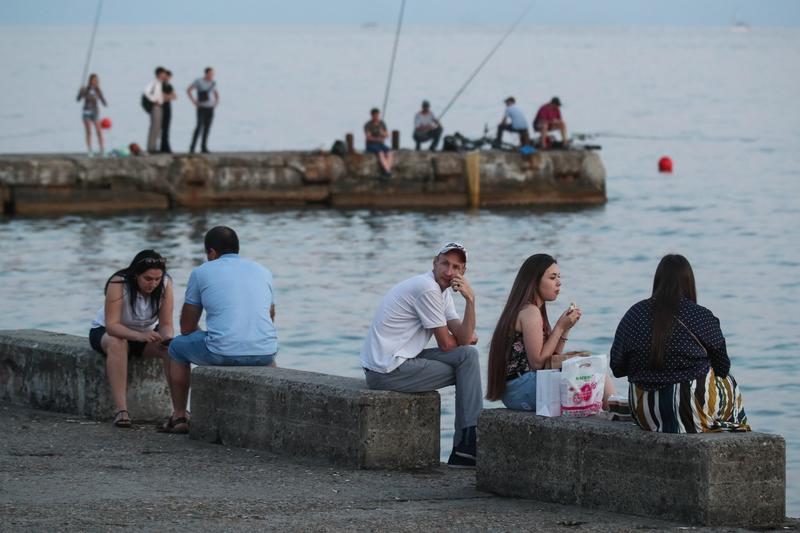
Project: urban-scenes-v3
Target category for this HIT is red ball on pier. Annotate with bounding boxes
[658,156,673,173]
[100,117,112,129]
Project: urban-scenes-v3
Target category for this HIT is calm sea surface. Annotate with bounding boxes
[1,25,798,515]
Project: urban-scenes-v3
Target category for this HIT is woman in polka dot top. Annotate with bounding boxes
[610,254,750,433]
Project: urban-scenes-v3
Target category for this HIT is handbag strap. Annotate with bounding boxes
[675,317,708,356]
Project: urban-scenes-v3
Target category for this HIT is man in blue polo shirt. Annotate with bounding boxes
[161,225,277,433]
[494,96,530,147]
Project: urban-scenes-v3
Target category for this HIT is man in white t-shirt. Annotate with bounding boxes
[360,242,480,468]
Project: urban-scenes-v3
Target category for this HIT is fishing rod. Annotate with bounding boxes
[79,0,103,86]
[438,1,535,122]
[381,0,407,120]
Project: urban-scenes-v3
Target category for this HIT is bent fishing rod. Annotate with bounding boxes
[437,1,535,122]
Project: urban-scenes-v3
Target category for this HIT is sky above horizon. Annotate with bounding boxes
[2,0,800,28]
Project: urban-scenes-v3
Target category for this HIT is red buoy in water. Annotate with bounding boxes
[100,117,112,129]
[658,156,673,173]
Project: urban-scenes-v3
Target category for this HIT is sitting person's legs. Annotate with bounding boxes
[365,345,481,452]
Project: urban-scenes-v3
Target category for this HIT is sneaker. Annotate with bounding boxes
[453,426,476,460]
[447,449,476,469]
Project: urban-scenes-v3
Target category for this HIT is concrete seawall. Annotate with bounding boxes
[0,149,606,215]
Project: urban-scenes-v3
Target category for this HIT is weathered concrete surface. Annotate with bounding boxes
[0,149,606,215]
[0,329,170,421]
[191,366,440,470]
[6,403,797,532]
[477,408,786,528]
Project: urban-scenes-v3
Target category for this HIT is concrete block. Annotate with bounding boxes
[477,409,785,527]
[0,329,171,420]
[190,366,440,470]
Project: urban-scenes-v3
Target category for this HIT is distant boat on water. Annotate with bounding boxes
[730,20,751,33]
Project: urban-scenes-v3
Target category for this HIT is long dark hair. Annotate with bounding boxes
[486,254,556,401]
[649,254,697,370]
[104,250,167,318]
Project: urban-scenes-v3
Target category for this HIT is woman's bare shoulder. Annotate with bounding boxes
[516,304,543,329]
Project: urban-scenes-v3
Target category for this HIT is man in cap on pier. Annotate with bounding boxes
[160,226,278,433]
[412,100,444,151]
[360,242,480,468]
[494,96,530,148]
[533,96,568,149]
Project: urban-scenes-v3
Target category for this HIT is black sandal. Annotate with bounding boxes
[113,409,132,428]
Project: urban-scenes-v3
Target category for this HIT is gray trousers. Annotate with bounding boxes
[365,345,482,447]
[147,105,163,153]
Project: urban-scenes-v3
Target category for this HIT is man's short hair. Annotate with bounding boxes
[370,107,380,115]
[504,96,515,104]
[155,66,166,76]
[204,226,239,255]
[205,67,213,74]
[422,100,430,109]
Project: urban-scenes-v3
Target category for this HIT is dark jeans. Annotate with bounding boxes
[190,107,214,153]
[160,103,172,153]
[495,123,530,146]
[413,127,443,151]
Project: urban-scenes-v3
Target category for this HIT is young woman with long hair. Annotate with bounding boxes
[76,73,107,156]
[89,250,173,427]
[610,254,749,432]
[486,254,586,409]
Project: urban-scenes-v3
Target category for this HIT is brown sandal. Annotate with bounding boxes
[113,410,132,428]
[157,415,189,434]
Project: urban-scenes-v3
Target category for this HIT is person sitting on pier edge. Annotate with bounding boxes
[364,107,394,177]
[163,226,278,434]
[486,254,610,409]
[494,96,530,148]
[533,96,568,149]
[610,254,750,433]
[360,242,481,468]
[413,100,443,151]
[89,250,174,428]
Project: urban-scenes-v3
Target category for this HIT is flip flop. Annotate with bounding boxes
[157,415,189,434]
[113,409,132,428]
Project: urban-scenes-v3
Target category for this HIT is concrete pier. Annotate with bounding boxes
[7,403,799,532]
[0,149,606,215]
[0,329,170,421]
[477,409,786,528]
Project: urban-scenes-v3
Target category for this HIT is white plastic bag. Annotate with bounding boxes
[560,354,607,417]
[536,369,562,417]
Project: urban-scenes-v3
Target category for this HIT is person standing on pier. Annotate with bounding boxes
[88,250,174,428]
[413,100,443,151]
[360,242,481,468]
[76,73,107,157]
[188,67,219,154]
[143,67,167,154]
[494,96,530,147]
[364,108,394,177]
[159,70,176,154]
[162,226,277,434]
[533,96,568,149]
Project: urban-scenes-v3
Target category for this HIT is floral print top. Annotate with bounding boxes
[506,323,550,376]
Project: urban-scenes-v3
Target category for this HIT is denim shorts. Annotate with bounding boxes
[365,141,390,154]
[502,371,537,411]
[168,330,276,366]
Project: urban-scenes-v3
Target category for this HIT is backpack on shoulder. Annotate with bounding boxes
[141,94,153,114]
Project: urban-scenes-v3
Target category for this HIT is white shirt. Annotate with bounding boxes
[360,271,459,373]
[505,104,528,130]
[144,79,164,105]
